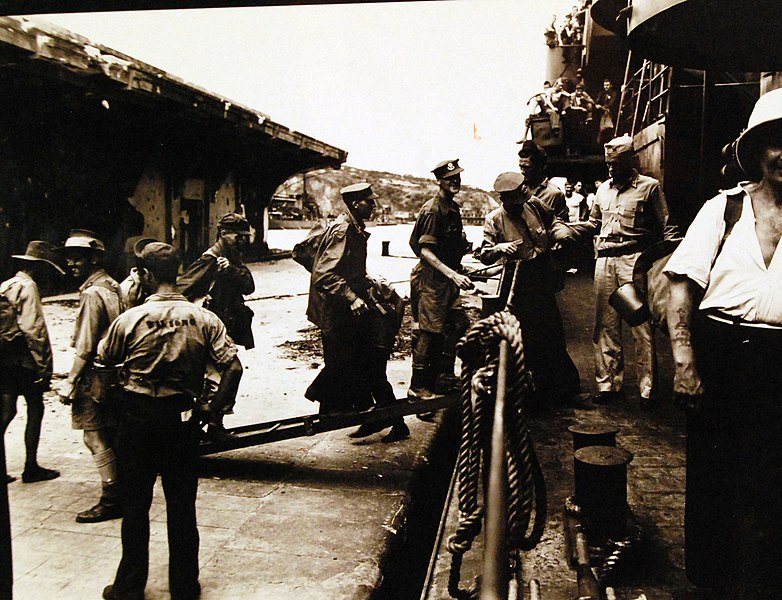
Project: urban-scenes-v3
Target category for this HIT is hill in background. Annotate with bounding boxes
[274,165,497,221]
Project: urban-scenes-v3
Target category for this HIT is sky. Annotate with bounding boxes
[34,0,579,190]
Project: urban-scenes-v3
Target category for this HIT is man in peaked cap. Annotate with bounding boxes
[305,182,409,443]
[1,241,64,484]
[479,173,590,406]
[58,229,125,523]
[97,242,241,600]
[408,159,474,408]
[178,212,255,438]
[586,135,679,407]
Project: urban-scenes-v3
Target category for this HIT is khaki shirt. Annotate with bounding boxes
[97,292,237,399]
[71,269,123,362]
[531,178,569,222]
[588,171,680,253]
[0,271,53,378]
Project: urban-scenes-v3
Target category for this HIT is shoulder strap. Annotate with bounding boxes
[713,193,743,266]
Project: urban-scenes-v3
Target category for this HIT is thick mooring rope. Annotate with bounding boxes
[446,310,547,599]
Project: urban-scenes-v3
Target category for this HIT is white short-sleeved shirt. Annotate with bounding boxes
[664,185,782,325]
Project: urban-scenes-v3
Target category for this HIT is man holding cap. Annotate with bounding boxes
[1,241,64,484]
[97,242,241,600]
[305,182,409,443]
[479,172,589,405]
[408,159,474,404]
[58,229,124,523]
[588,135,679,406]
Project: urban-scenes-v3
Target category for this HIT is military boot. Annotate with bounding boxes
[76,482,123,523]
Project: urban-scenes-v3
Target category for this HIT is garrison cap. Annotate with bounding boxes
[12,240,65,274]
[137,241,180,270]
[432,159,464,180]
[493,172,525,194]
[604,135,635,161]
[63,229,105,252]
[217,212,251,234]
[340,182,378,204]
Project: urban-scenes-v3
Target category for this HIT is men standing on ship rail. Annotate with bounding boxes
[408,159,474,407]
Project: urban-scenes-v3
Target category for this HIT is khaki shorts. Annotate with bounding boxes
[414,264,462,333]
[71,378,118,431]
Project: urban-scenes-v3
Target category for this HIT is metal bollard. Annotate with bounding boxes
[381,240,390,256]
[568,423,620,451]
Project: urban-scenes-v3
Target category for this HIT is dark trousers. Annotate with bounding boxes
[112,393,200,599]
[507,259,581,400]
[687,317,782,599]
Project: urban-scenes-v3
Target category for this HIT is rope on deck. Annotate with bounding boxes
[446,310,547,599]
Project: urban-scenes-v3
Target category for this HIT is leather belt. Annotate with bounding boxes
[597,242,646,258]
[704,310,782,331]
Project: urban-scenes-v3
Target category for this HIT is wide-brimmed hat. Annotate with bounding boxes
[12,241,65,274]
[63,229,105,252]
[736,87,782,179]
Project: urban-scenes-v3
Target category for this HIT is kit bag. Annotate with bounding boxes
[292,220,329,272]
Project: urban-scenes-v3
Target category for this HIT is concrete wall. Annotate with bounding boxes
[129,167,167,242]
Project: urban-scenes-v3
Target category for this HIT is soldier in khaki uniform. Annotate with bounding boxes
[1,241,64,484]
[408,159,474,404]
[58,230,124,523]
[98,242,241,600]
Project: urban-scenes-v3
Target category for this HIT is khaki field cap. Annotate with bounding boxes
[604,135,635,161]
[340,182,378,204]
[138,241,179,269]
[736,87,782,177]
[218,212,251,234]
[64,229,105,252]
[493,172,525,194]
[12,240,65,274]
[432,159,464,180]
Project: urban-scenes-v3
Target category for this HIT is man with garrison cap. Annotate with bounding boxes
[178,212,255,436]
[58,229,124,523]
[1,241,64,484]
[97,242,241,600]
[587,135,679,406]
[408,159,474,405]
[305,182,409,442]
[479,172,590,405]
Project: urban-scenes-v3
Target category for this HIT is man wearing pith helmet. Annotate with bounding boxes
[58,229,124,523]
[408,159,474,406]
[479,172,589,406]
[304,182,409,443]
[665,86,782,598]
[587,135,679,407]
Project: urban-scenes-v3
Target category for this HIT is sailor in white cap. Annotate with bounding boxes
[588,136,679,407]
[665,86,782,598]
[58,229,124,523]
[1,241,64,484]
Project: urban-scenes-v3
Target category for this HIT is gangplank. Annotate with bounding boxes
[198,393,460,456]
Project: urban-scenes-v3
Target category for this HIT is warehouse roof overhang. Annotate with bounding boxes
[0,16,347,173]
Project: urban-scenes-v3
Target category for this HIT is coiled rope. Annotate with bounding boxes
[446,310,547,599]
